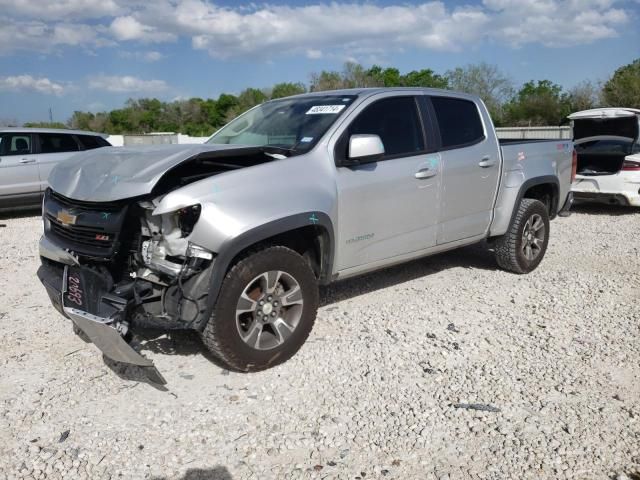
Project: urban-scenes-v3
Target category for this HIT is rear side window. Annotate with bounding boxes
[0,133,32,155]
[348,97,425,157]
[38,133,80,154]
[431,97,485,149]
[77,135,110,150]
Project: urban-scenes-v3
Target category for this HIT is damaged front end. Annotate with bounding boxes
[37,189,217,380]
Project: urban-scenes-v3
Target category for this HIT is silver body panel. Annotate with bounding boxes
[491,141,573,236]
[49,143,244,202]
[46,88,572,280]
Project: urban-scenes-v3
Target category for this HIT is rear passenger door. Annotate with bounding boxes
[428,96,500,244]
[35,133,81,191]
[0,132,41,204]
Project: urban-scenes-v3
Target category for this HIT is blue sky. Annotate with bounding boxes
[1,0,639,124]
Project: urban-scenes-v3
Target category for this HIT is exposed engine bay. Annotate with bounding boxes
[39,148,282,339]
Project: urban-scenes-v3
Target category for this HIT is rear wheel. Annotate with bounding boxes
[494,198,550,274]
[201,246,319,372]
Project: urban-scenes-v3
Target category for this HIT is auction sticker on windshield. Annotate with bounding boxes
[306,105,346,114]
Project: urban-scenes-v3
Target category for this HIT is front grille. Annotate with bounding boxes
[43,189,129,258]
[50,190,124,212]
[46,213,115,252]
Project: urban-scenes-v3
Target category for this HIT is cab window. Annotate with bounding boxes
[77,135,110,150]
[431,97,485,149]
[0,133,32,156]
[347,96,425,157]
[38,133,80,154]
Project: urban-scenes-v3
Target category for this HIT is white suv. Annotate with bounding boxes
[0,128,111,212]
[570,108,640,207]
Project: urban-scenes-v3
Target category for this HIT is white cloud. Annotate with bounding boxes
[88,75,169,93]
[480,0,628,47]
[110,15,176,43]
[306,49,323,59]
[144,51,164,62]
[0,0,121,20]
[0,75,66,95]
[0,1,633,57]
[120,0,630,57]
[119,50,165,62]
[0,18,111,54]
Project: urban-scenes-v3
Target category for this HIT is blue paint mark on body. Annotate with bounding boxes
[309,213,319,224]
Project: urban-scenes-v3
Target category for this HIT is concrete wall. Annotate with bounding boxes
[495,126,572,140]
[106,133,208,147]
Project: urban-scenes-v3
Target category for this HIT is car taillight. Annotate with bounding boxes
[571,149,578,183]
[622,159,640,171]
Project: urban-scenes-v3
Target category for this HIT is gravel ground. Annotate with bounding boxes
[1,205,639,480]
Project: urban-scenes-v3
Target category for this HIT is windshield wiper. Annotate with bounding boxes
[260,145,297,156]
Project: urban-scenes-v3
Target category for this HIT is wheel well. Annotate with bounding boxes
[226,225,332,283]
[523,183,558,218]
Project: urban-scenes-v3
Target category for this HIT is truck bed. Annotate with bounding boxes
[499,138,566,145]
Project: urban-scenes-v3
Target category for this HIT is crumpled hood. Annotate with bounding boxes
[48,143,249,202]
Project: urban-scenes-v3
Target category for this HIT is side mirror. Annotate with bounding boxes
[348,134,385,162]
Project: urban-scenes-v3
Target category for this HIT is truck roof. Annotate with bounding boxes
[0,127,108,137]
[290,87,481,102]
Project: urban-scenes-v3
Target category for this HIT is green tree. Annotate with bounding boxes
[69,111,94,130]
[505,80,570,126]
[446,63,513,124]
[108,108,136,133]
[226,88,268,121]
[214,93,239,124]
[23,121,67,129]
[566,80,602,113]
[270,82,306,99]
[402,69,448,89]
[310,70,346,92]
[602,58,640,108]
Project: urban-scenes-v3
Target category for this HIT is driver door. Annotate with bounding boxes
[333,95,441,272]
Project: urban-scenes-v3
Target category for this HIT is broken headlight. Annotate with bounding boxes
[176,204,201,237]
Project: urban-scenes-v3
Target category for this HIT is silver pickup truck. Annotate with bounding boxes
[37,88,574,379]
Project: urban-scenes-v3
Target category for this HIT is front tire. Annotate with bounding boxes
[494,198,550,274]
[201,246,319,372]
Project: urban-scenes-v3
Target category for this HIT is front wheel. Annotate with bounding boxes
[494,198,550,274]
[201,246,319,372]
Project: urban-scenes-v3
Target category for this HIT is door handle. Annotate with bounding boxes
[478,156,495,168]
[20,158,36,164]
[415,167,437,179]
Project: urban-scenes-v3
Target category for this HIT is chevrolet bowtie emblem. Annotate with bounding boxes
[57,210,77,226]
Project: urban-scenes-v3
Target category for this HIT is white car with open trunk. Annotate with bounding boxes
[570,108,640,206]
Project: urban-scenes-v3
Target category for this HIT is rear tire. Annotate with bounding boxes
[494,199,550,274]
[201,246,319,372]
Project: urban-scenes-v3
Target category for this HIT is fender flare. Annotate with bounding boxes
[511,175,561,223]
[194,211,334,331]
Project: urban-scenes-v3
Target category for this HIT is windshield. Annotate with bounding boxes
[206,95,357,154]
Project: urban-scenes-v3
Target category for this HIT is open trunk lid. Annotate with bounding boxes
[569,108,640,142]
